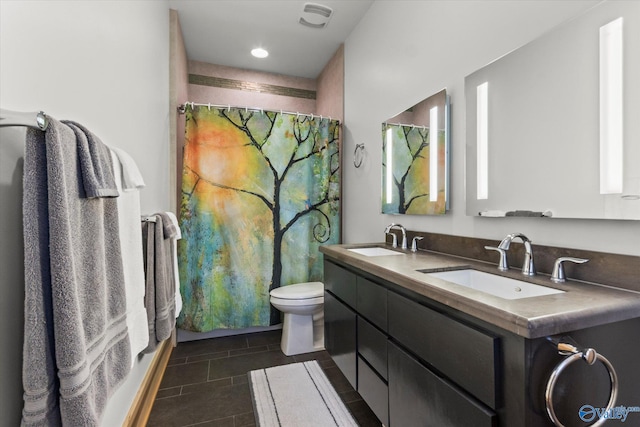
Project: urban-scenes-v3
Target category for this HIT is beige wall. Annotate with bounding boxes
[316,45,345,122]
[171,10,190,213]
[188,61,317,113]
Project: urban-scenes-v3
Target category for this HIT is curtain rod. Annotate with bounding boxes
[384,121,428,130]
[0,108,50,131]
[177,102,339,123]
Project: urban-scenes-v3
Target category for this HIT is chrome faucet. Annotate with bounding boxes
[484,245,509,271]
[386,231,398,248]
[497,233,536,276]
[411,236,424,252]
[551,257,589,283]
[384,223,407,249]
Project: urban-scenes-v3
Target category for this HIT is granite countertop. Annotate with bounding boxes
[320,243,640,339]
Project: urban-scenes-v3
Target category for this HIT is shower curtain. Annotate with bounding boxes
[177,105,341,332]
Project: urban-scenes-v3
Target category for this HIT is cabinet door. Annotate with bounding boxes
[358,317,387,380]
[358,356,389,427]
[324,291,357,389]
[388,291,498,408]
[324,260,357,307]
[356,276,387,331]
[388,342,496,427]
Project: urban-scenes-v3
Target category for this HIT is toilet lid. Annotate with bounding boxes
[270,282,324,299]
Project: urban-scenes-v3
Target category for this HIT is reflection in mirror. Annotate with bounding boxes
[382,89,450,215]
[465,1,640,220]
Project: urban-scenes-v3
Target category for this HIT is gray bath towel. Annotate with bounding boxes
[142,214,177,353]
[61,120,119,198]
[22,118,131,426]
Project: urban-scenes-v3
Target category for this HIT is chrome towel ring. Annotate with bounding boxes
[353,143,365,168]
[545,342,618,427]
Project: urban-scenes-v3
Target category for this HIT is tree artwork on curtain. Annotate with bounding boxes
[177,105,340,332]
[381,123,447,215]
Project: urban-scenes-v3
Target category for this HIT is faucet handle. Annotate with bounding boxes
[551,257,589,283]
[485,246,509,271]
[411,236,424,252]
[386,232,398,248]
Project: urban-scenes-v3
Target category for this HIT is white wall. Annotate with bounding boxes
[0,1,170,425]
[343,0,640,256]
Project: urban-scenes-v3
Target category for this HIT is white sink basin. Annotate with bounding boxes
[421,269,565,300]
[348,247,404,257]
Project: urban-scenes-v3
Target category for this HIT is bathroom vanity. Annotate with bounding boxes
[321,244,640,427]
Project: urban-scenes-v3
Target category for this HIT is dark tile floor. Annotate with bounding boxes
[147,330,382,427]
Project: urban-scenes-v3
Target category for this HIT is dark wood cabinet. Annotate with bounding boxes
[325,258,496,426]
[324,290,357,389]
[323,256,640,427]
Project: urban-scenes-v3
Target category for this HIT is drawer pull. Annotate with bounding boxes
[544,342,618,427]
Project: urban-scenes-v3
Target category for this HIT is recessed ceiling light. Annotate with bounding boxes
[251,48,269,59]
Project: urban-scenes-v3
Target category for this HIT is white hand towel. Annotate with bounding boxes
[478,210,506,217]
[110,150,149,364]
[110,146,145,191]
[165,211,183,317]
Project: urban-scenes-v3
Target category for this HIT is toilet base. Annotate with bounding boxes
[280,311,325,356]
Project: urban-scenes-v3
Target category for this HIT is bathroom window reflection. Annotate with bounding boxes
[381,89,450,215]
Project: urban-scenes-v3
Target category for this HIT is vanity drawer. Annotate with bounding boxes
[388,342,496,427]
[388,291,498,409]
[324,291,357,389]
[324,260,356,307]
[358,355,389,427]
[356,276,387,331]
[357,317,387,380]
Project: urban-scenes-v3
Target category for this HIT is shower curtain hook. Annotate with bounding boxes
[190,102,194,110]
[207,103,211,110]
[227,105,230,112]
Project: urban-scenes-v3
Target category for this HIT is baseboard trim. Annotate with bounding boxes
[123,339,173,426]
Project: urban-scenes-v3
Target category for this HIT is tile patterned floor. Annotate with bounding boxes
[147,330,382,427]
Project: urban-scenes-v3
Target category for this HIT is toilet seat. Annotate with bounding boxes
[270,282,323,300]
[270,296,324,306]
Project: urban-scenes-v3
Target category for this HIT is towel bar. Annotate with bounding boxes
[0,108,49,130]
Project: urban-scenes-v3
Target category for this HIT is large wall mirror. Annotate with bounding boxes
[382,89,450,215]
[465,1,640,220]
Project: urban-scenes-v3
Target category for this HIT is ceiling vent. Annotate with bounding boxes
[299,3,333,29]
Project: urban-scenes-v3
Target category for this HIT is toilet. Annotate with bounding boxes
[269,282,325,356]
